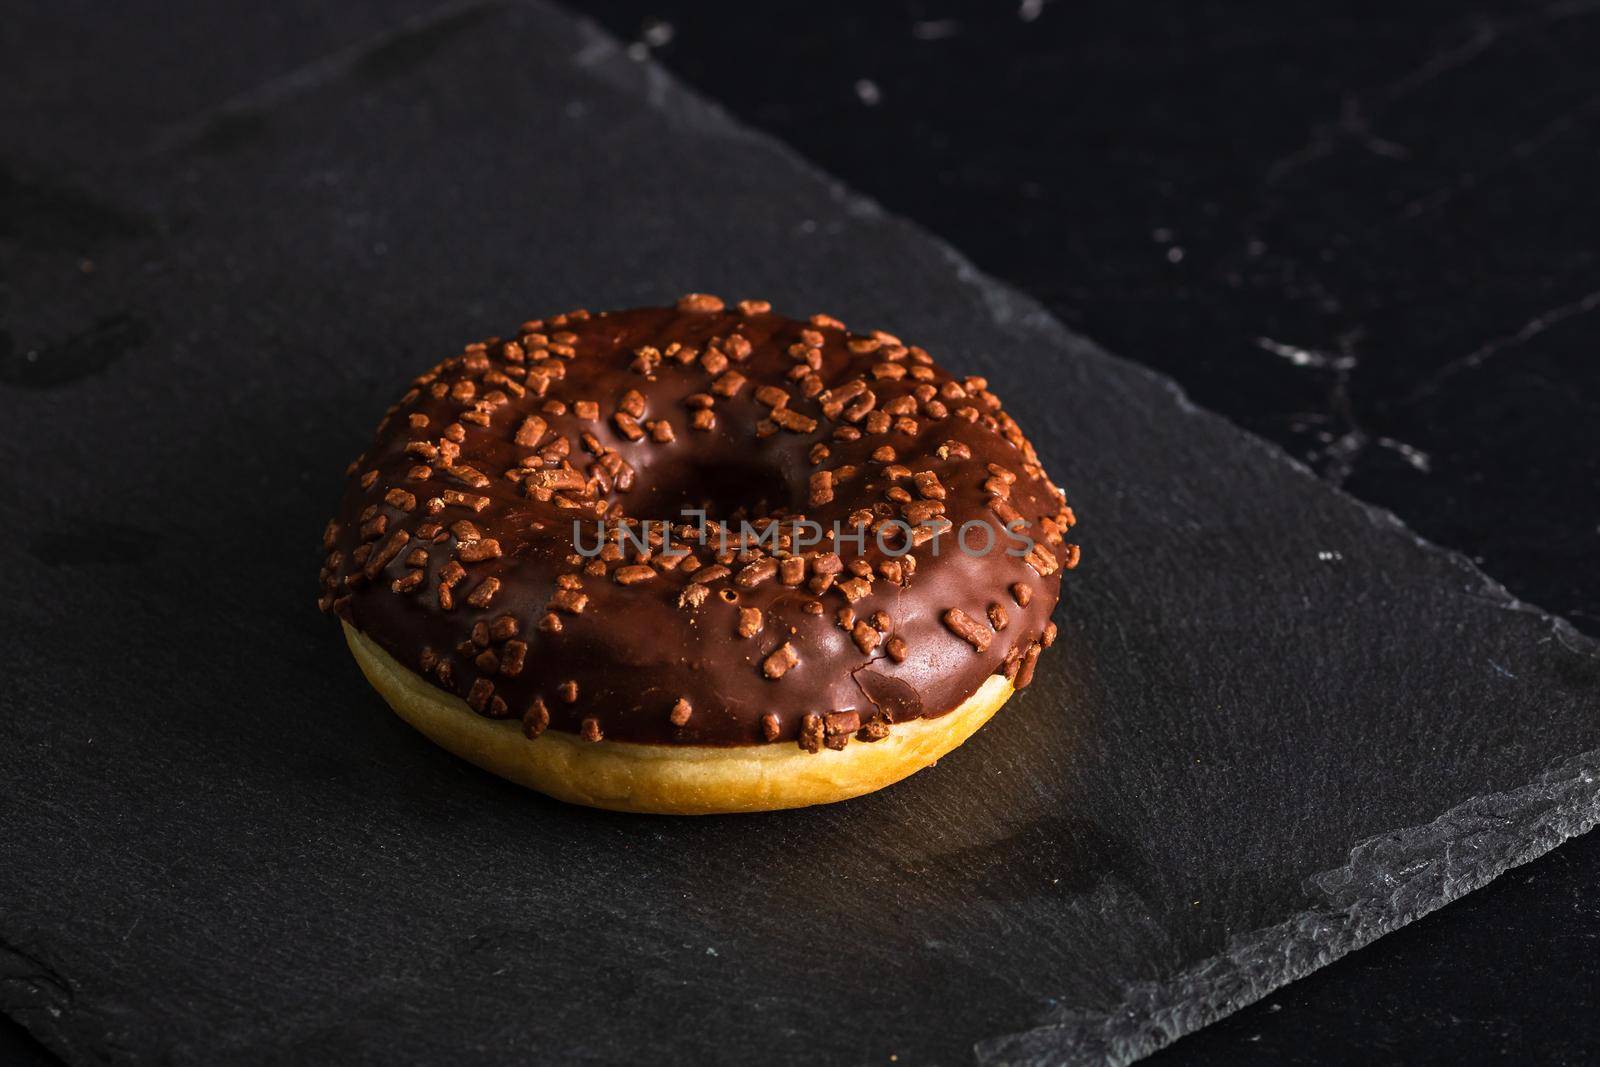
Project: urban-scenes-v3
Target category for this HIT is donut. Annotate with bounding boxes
[318,295,1079,813]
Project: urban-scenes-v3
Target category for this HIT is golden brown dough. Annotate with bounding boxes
[345,623,1012,814]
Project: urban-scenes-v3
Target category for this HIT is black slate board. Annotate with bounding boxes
[2,3,1598,1063]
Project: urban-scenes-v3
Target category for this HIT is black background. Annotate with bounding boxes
[3,0,1598,1062]
[577,2,1600,1062]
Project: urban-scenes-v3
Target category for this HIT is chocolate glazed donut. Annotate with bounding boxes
[319,295,1080,813]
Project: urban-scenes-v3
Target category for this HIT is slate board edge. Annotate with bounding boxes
[558,6,1594,664]
[973,745,1600,1065]
[555,13,1600,1061]
[330,9,1600,1063]
[2,3,1597,1063]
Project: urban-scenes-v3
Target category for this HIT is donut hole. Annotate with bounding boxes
[628,458,799,527]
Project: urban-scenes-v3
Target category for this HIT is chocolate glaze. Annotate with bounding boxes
[319,298,1078,748]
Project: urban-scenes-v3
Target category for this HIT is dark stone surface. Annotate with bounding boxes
[1148,827,1600,1064]
[573,3,1600,1060]
[583,0,1600,635]
[2,2,1598,1064]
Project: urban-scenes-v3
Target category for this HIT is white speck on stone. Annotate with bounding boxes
[641,19,674,48]
[855,78,882,106]
[1019,0,1045,21]
[1317,550,1343,562]
[1376,436,1432,472]
[705,946,718,956]
[912,19,960,40]
[626,41,648,62]
[1255,336,1357,371]
[1166,246,1185,263]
